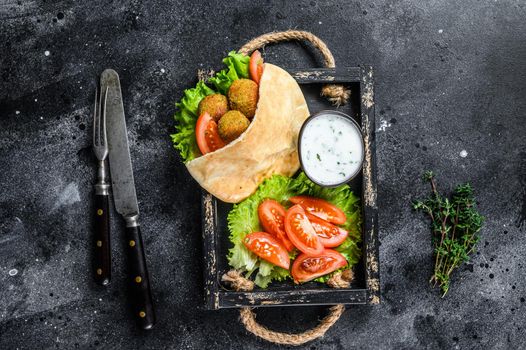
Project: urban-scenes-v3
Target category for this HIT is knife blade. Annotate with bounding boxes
[101,72,139,219]
[101,69,156,330]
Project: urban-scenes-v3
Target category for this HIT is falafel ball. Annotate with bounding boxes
[198,94,229,121]
[218,110,250,143]
[228,79,258,118]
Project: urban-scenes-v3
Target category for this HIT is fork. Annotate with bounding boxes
[93,86,111,286]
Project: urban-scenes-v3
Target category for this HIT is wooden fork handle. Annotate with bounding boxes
[94,191,111,285]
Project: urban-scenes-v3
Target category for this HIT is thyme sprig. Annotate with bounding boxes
[413,171,484,297]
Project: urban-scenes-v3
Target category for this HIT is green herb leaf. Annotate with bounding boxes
[414,172,484,297]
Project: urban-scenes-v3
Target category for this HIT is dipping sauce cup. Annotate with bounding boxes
[298,110,364,187]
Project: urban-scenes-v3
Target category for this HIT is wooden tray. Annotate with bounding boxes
[201,66,379,309]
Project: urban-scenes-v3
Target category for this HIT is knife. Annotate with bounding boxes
[101,69,156,330]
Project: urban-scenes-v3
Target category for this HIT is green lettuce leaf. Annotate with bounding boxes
[171,51,250,163]
[209,51,250,95]
[227,173,362,288]
[170,81,215,162]
[227,176,296,288]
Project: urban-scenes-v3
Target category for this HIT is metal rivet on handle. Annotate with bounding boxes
[139,311,146,318]
[129,240,136,247]
[96,240,102,247]
[135,276,142,283]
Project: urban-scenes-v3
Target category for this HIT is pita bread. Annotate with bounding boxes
[186,63,309,203]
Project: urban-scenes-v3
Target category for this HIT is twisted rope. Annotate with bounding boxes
[222,269,353,346]
[239,30,351,106]
[238,305,345,346]
[239,30,336,67]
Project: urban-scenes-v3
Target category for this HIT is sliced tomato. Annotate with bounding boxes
[291,249,348,283]
[306,213,348,248]
[284,205,324,256]
[258,199,295,251]
[243,232,290,269]
[289,196,346,225]
[195,111,225,155]
[249,50,264,84]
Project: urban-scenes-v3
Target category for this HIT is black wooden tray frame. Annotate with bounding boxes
[201,66,379,309]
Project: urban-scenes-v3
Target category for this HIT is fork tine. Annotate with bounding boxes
[93,86,99,145]
[102,86,109,146]
[98,85,103,146]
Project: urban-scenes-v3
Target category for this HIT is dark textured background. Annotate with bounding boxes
[1,0,526,349]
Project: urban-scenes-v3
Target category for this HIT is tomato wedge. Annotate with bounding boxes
[291,249,348,283]
[249,50,264,84]
[195,111,225,155]
[289,196,346,225]
[243,232,290,269]
[284,205,324,256]
[306,213,348,248]
[258,199,295,251]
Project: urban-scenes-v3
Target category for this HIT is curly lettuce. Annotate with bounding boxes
[209,51,250,94]
[171,51,250,163]
[227,173,362,288]
[171,81,215,162]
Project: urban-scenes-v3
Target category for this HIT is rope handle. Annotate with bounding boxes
[239,30,351,106]
[222,269,353,346]
[239,305,345,346]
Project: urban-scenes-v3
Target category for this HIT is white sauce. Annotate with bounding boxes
[300,112,364,186]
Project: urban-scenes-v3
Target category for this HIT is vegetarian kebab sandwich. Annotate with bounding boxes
[172,51,309,203]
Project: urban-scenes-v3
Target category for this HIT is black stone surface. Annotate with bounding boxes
[1,1,525,349]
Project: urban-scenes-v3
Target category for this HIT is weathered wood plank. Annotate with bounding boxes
[287,67,361,84]
[360,66,380,305]
[201,191,220,310]
[218,289,367,308]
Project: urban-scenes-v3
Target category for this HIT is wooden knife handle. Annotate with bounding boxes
[94,193,111,286]
[125,225,156,330]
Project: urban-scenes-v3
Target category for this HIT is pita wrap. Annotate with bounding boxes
[186,63,309,203]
